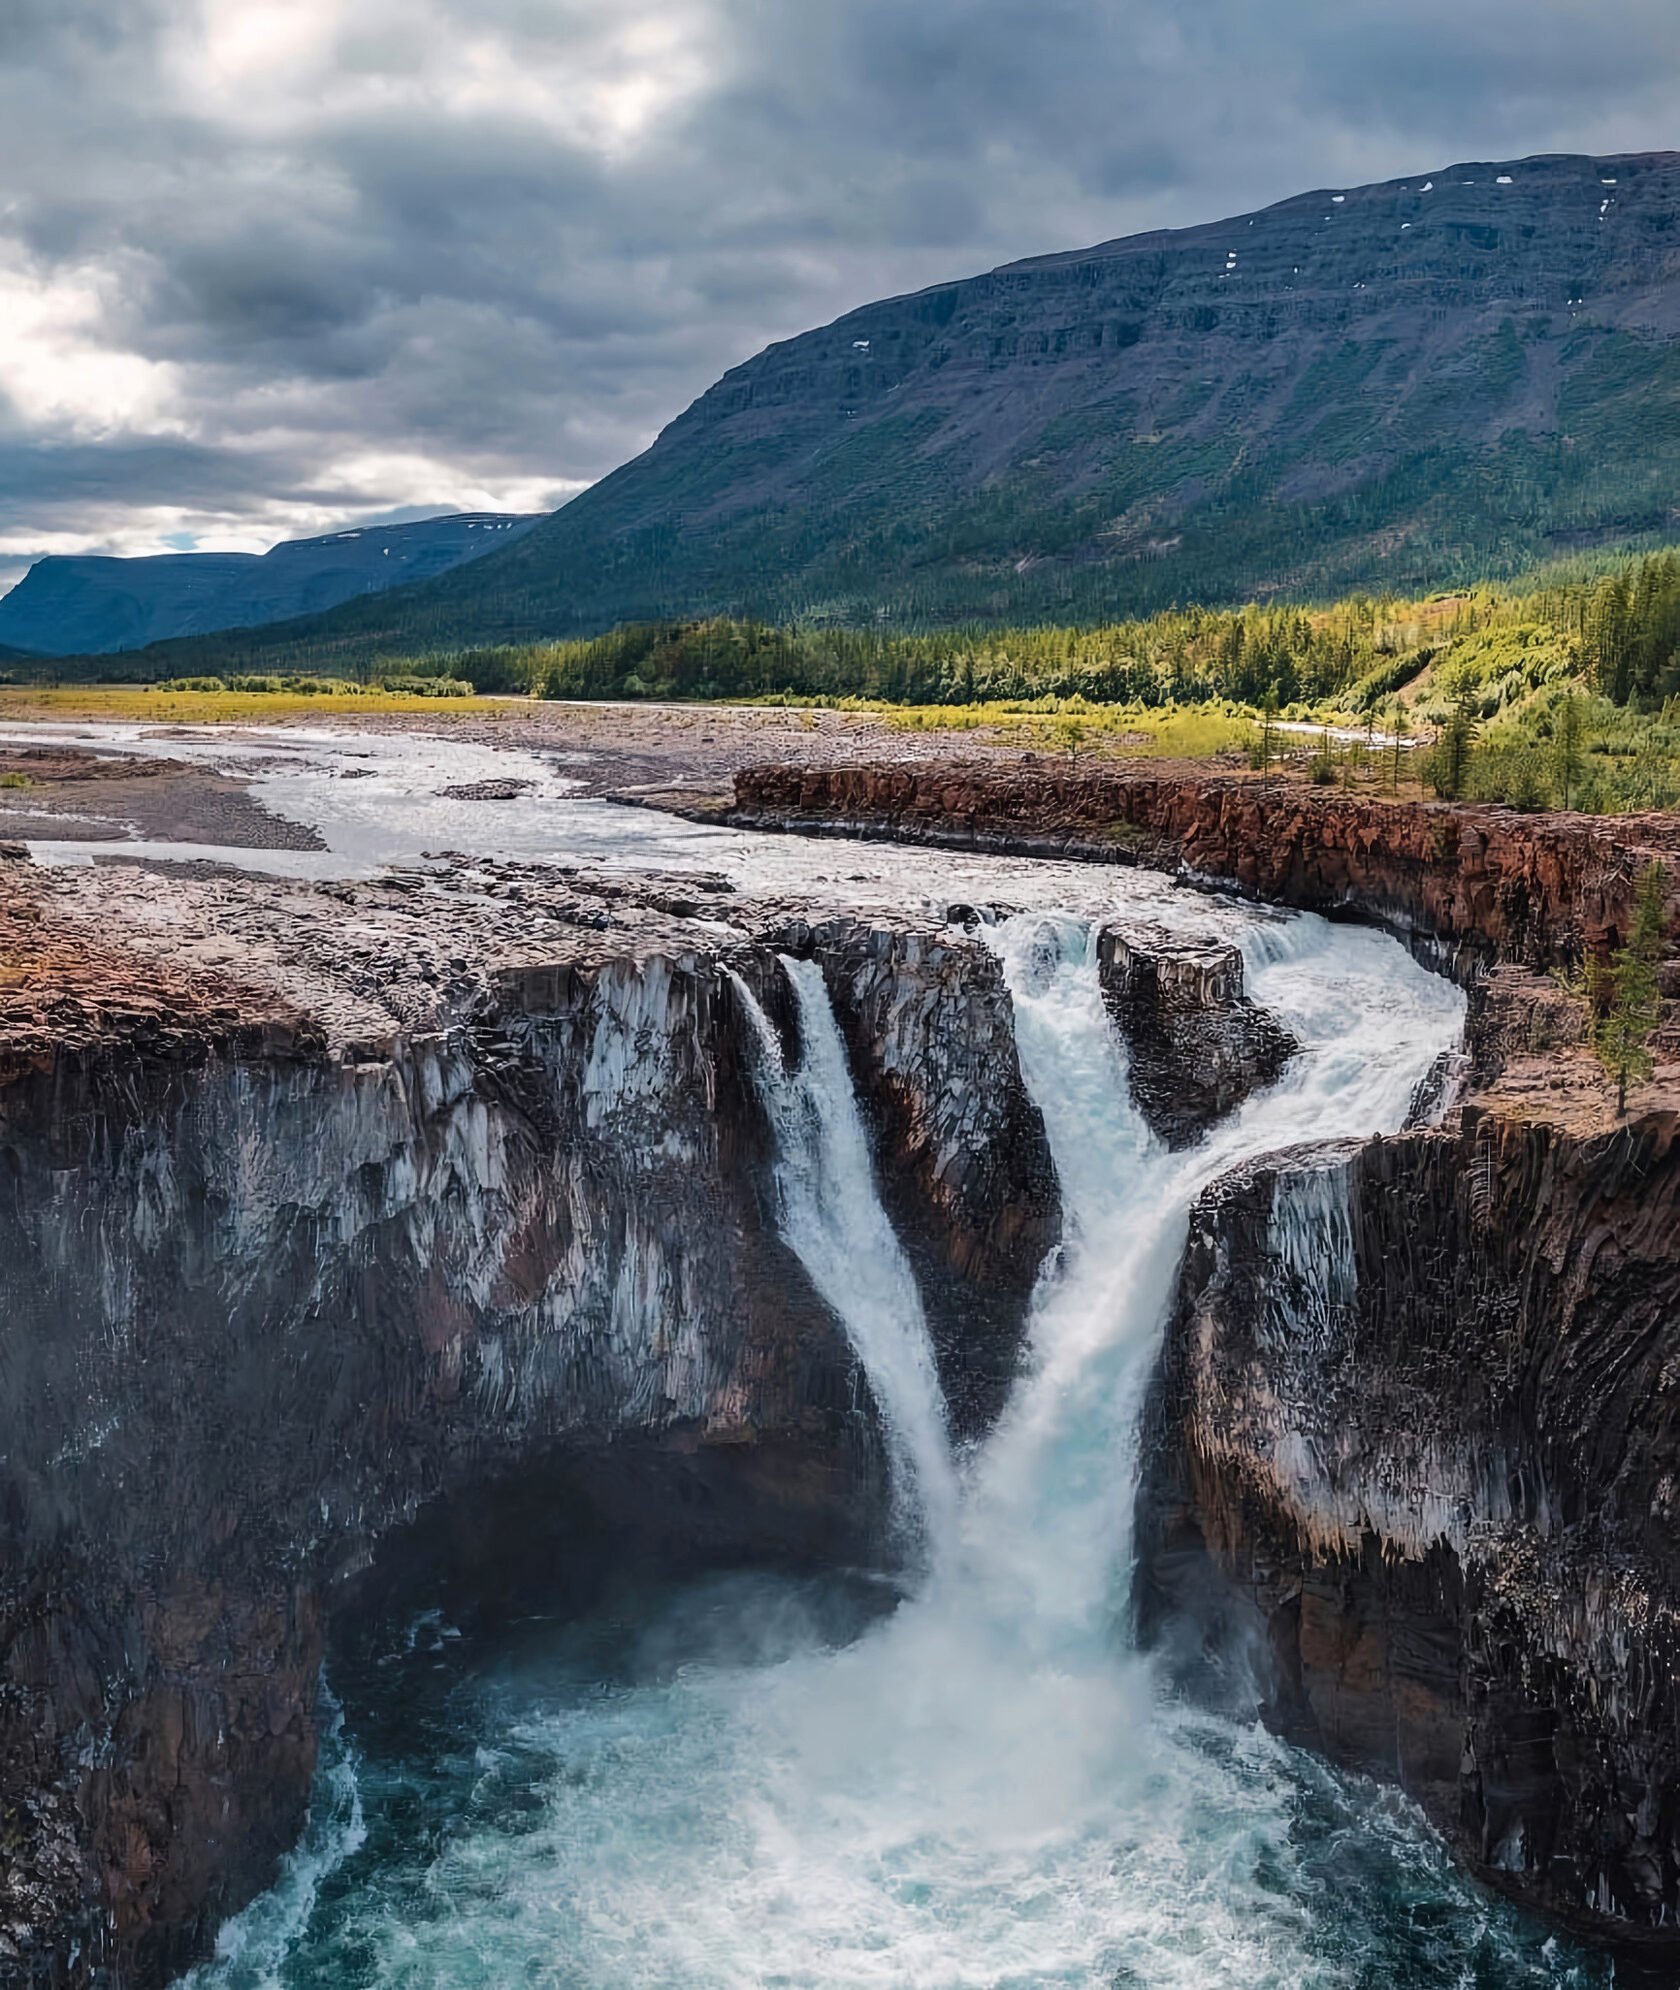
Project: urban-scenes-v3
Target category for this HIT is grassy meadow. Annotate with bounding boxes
[0,682,518,726]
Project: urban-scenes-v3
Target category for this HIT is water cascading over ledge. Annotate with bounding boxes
[0,857,1057,1986]
[194,897,1484,1987]
[7,807,1670,1981]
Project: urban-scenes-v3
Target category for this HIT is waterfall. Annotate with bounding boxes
[956,907,1464,1652]
[200,906,1513,1989]
[953,913,1175,1640]
[732,958,959,1563]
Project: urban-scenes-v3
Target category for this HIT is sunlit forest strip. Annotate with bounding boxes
[15,544,1680,812]
[456,544,1680,810]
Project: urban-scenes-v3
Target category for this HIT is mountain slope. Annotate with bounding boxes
[53,151,1680,670]
[0,513,541,657]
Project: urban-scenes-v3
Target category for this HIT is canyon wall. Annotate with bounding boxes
[1137,1108,1680,1962]
[0,859,1054,1986]
[734,756,1680,1962]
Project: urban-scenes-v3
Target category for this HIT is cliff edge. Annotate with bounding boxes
[0,853,1054,1984]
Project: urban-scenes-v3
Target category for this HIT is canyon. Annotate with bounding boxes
[730,755,1680,1960]
[0,846,1074,1982]
[3,733,1678,1980]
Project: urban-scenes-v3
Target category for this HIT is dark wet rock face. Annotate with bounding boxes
[1095,920,1295,1147]
[1136,1113,1680,1966]
[771,912,1060,1437]
[0,949,844,1981]
[0,859,1055,1986]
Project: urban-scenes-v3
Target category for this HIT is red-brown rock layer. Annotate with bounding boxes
[731,760,1680,971]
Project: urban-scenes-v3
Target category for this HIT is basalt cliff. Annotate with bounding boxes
[733,754,1680,1961]
[0,852,1060,1985]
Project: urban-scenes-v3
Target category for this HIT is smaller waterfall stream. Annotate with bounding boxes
[732,959,960,1561]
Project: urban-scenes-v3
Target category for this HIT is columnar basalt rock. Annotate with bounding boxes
[1136,1107,1680,1963]
[1094,919,1296,1147]
[0,858,1053,1986]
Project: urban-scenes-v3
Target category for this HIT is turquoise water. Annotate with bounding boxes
[199,1568,1607,1989]
[186,902,1607,1990]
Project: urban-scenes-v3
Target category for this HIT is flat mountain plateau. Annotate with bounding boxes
[73,149,1680,678]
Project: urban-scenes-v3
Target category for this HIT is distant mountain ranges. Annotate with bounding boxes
[0,514,541,658]
[13,150,1680,672]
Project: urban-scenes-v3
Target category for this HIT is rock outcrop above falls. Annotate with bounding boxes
[1095,919,1295,1147]
[771,913,1059,1436]
[0,855,1054,1985]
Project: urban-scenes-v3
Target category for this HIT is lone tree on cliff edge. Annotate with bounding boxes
[1385,700,1409,792]
[1553,691,1588,812]
[1430,684,1480,801]
[1596,861,1669,1115]
[1257,681,1280,785]
[1388,697,1411,794]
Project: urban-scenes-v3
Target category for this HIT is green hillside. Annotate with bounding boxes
[24,149,1680,677]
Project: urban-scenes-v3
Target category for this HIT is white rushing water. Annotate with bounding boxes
[178,884,1606,1990]
[732,957,959,1564]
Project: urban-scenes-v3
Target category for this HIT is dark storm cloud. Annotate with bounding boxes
[1,0,1676,587]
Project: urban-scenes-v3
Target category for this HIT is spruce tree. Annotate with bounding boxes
[1432,685,1479,801]
[1259,682,1279,785]
[1389,699,1410,795]
[1553,692,1587,812]
[1595,861,1668,1115]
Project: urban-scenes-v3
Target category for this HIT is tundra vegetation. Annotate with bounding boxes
[12,545,1680,812]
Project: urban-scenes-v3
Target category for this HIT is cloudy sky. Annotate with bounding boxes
[1,0,1675,591]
